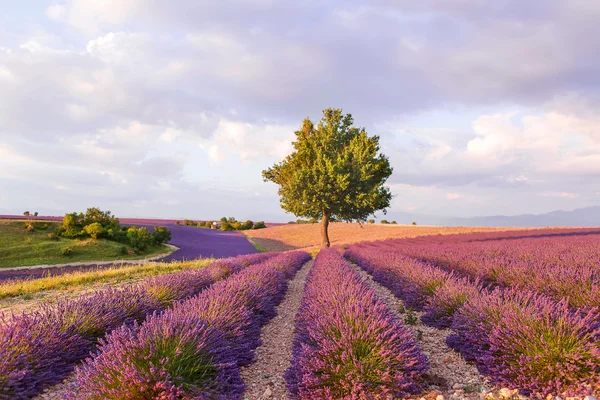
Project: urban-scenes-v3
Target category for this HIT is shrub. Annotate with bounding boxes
[61,247,73,256]
[368,219,375,224]
[25,224,34,232]
[286,249,427,398]
[126,227,153,251]
[412,221,417,225]
[151,226,172,245]
[232,221,242,230]
[175,220,180,225]
[221,222,234,231]
[391,220,397,224]
[25,237,32,245]
[70,251,307,399]
[33,212,38,217]
[451,289,600,396]
[72,313,243,400]
[119,246,128,255]
[23,211,30,217]
[252,221,266,229]
[47,233,57,241]
[0,253,278,399]
[240,220,254,230]
[381,219,389,224]
[83,223,104,240]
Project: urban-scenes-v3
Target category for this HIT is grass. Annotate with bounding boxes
[243,233,268,253]
[0,220,172,268]
[0,258,215,300]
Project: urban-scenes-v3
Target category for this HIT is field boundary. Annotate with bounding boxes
[0,244,178,272]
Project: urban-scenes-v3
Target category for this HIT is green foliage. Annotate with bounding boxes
[23,211,30,216]
[240,220,254,230]
[126,227,153,251]
[391,221,397,224]
[412,221,417,226]
[152,226,172,245]
[220,221,235,231]
[262,108,392,247]
[61,247,73,256]
[220,217,228,223]
[380,220,389,224]
[83,222,104,239]
[47,233,58,241]
[253,221,266,229]
[33,212,38,217]
[25,223,34,232]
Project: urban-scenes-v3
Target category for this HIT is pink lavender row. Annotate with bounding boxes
[70,250,311,399]
[345,246,600,397]
[285,249,428,399]
[0,252,277,400]
[354,234,600,309]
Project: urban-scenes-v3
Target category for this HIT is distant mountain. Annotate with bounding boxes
[383,206,600,227]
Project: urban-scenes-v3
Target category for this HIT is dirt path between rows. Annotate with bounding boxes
[349,263,497,400]
[240,259,314,400]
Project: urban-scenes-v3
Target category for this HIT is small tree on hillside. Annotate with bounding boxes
[263,108,392,248]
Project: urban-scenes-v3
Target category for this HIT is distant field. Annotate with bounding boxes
[0,220,171,268]
[244,222,523,252]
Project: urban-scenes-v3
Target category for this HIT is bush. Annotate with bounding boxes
[367,219,375,224]
[33,212,38,217]
[240,220,253,230]
[25,224,34,232]
[391,221,397,224]
[47,233,58,241]
[61,247,73,256]
[252,221,266,230]
[151,226,172,245]
[119,246,128,255]
[381,220,389,224]
[221,222,235,231]
[412,221,417,225]
[231,221,242,230]
[23,211,30,217]
[126,227,153,251]
[83,223,104,240]
[286,249,428,398]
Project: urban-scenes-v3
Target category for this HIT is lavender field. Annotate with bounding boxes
[1,229,599,399]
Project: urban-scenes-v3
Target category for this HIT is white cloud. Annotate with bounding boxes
[447,193,463,200]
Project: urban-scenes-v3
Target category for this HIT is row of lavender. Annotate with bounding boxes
[345,246,600,397]
[0,252,277,400]
[70,250,311,399]
[286,249,428,399]
[353,230,600,308]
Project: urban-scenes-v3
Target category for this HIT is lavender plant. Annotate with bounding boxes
[0,252,277,399]
[71,250,310,399]
[286,249,428,399]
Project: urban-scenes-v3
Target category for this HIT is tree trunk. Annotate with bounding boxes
[321,210,331,248]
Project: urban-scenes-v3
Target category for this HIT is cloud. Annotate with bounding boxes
[1,1,600,219]
[446,193,463,200]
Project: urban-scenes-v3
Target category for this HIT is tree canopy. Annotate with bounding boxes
[262,108,392,247]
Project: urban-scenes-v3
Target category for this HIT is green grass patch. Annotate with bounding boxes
[0,220,171,268]
[0,258,215,300]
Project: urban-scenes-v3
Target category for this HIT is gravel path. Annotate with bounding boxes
[240,259,314,400]
[349,263,496,400]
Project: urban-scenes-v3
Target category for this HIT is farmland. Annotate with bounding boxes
[0,228,598,399]
[244,222,525,253]
[0,220,171,268]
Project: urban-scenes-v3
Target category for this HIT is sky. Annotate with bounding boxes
[1,0,600,222]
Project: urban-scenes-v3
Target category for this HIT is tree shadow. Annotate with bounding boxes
[250,237,299,252]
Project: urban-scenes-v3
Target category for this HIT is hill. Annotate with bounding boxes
[244,223,517,252]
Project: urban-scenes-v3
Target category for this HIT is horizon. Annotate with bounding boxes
[2,1,600,220]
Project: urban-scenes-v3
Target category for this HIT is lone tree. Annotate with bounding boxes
[263,108,392,248]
